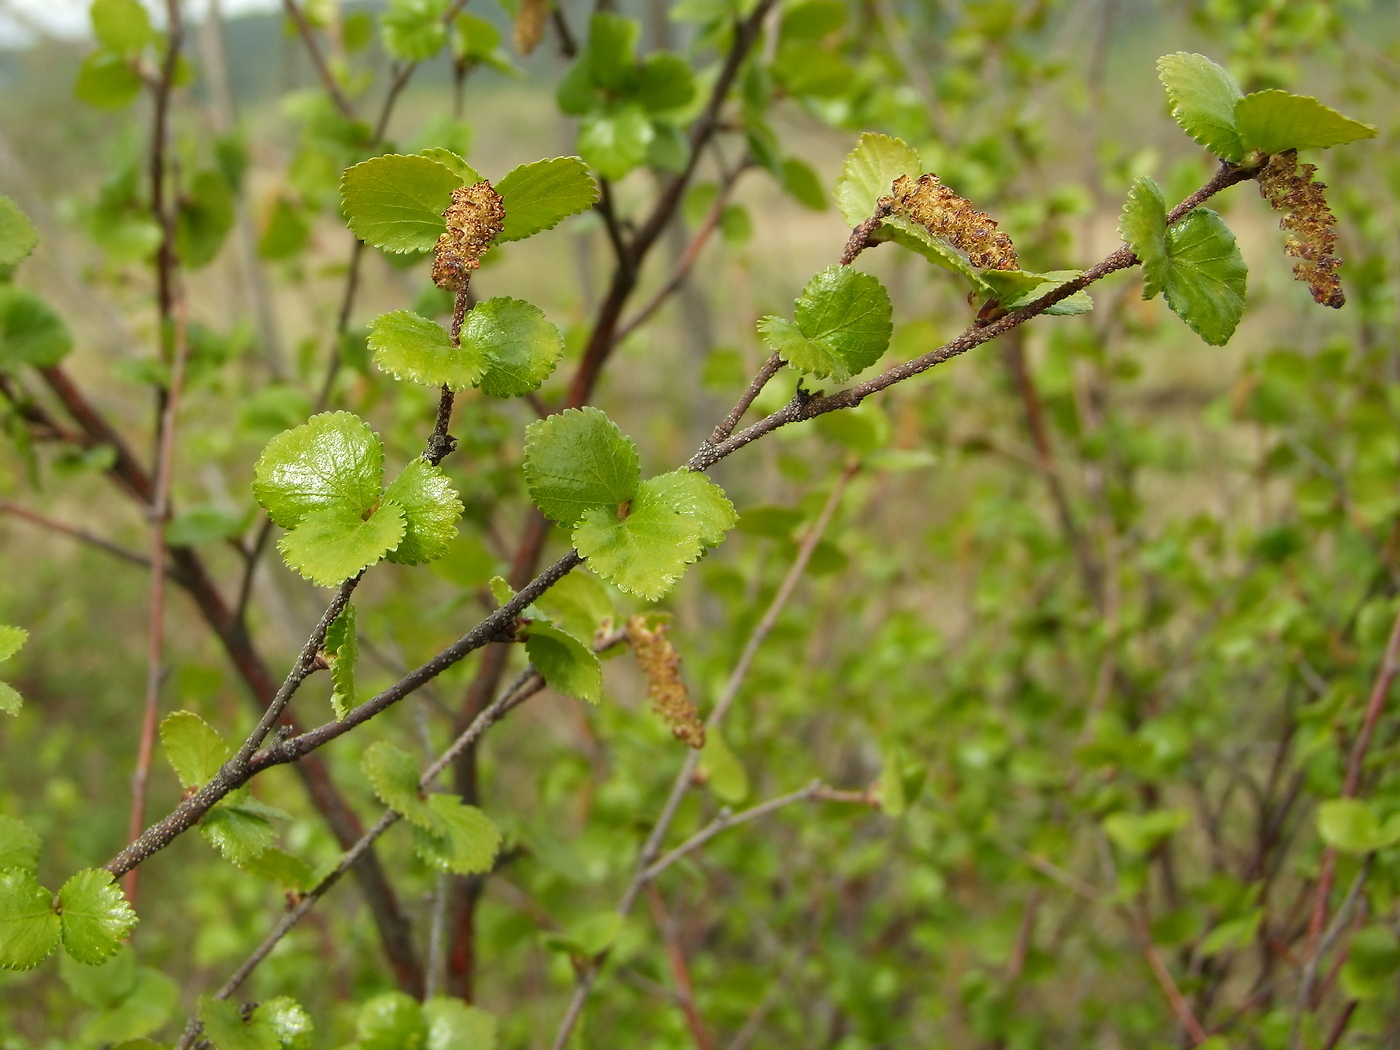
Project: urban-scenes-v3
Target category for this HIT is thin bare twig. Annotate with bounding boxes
[1290,858,1373,1050]
[0,501,154,571]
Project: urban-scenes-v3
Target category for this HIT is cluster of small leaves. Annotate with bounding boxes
[1119,176,1248,346]
[344,992,496,1050]
[1156,52,1373,311]
[74,0,157,111]
[362,742,501,875]
[0,196,73,378]
[523,408,737,601]
[252,412,463,586]
[1256,150,1345,308]
[0,816,136,970]
[627,616,704,749]
[160,712,316,890]
[557,13,697,180]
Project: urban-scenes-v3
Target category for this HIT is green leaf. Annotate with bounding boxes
[258,196,311,260]
[411,795,501,874]
[586,12,639,92]
[537,572,614,643]
[1199,909,1262,956]
[699,731,748,804]
[90,0,154,52]
[57,869,136,964]
[1103,808,1189,854]
[781,157,827,211]
[167,505,247,546]
[495,157,599,244]
[1161,208,1247,346]
[369,310,483,391]
[878,213,985,286]
[253,411,386,527]
[200,996,279,1050]
[362,741,435,829]
[324,603,357,720]
[74,51,143,110]
[0,682,20,716]
[357,992,426,1050]
[635,52,695,112]
[1340,926,1400,1001]
[0,195,38,267]
[578,105,655,182]
[200,803,277,864]
[382,460,463,565]
[277,502,407,586]
[0,288,73,369]
[0,624,28,663]
[982,269,1094,316]
[878,746,906,817]
[78,968,178,1043]
[834,133,921,227]
[258,997,315,1050]
[61,945,136,1008]
[418,147,482,185]
[574,470,736,601]
[0,869,59,969]
[1156,52,1244,161]
[1234,89,1377,155]
[1119,175,1169,299]
[1317,798,1400,853]
[424,997,496,1050]
[523,407,640,526]
[758,266,892,382]
[340,154,462,254]
[380,0,450,61]
[467,297,565,398]
[235,848,316,893]
[523,621,603,704]
[159,711,231,791]
[0,815,40,873]
[176,170,235,269]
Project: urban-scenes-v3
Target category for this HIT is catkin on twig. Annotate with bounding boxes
[431,181,506,293]
[1256,149,1345,309]
[880,173,1020,271]
[627,616,705,749]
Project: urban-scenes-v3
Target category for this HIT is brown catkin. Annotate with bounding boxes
[431,181,506,293]
[627,616,704,749]
[880,173,1019,271]
[513,0,548,56]
[1256,150,1345,309]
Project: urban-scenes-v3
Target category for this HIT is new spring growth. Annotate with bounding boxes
[627,616,705,749]
[432,181,507,293]
[1256,150,1345,309]
[880,173,1019,271]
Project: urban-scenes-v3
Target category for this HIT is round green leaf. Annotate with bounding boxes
[0,624,28,664]
[340,154,463,254]
[200,996,279,1050]
[159,710,231,791]
[74,50,144,110]
[78,968,178,1043]
[259,996,314,1050]
[57,869,136,964]
[1119,175,1169,299]
[1156,52,1244,161]
[380,0,450,61]
[176,171,236,270]
[495,157,599,243]
[277,502,407,586]
[362,741,435,829]
[0,869,60,969]
[0,288,73,369]
[578,105,654,182]
[0,195,38,267]
[383,459,463,565]
[90,0,155,53]
[253,411,386,527]
[1317,798,1400,854]
[410,796,501,874]
[424,997,496,1050]
[1161,208,1247,347]
[574,471,735,601]
[0,815,40,873]
[1235,89,1377,155]
[199,802,278,864]
[835,132,921,227]
[635,51,695,112]
[369,310,486,391]
[758,266,892,382]
[523,621,603,704]
[357,992,427,1050]
[586,12,640,92]
[467,297,564,398]
[523,407,640,526]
